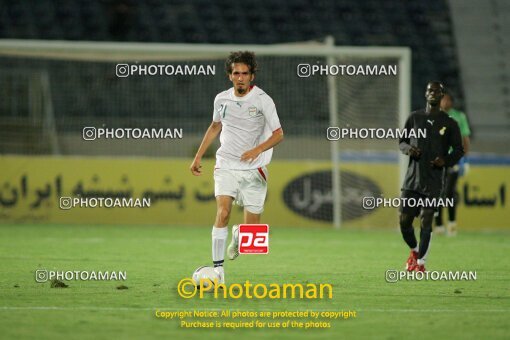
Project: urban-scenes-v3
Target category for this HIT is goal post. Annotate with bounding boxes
[0,38,411,229]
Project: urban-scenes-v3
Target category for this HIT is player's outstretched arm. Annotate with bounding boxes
[240,128,284,163]
[190,121,222,176]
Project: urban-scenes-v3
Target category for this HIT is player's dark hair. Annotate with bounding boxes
[225,51,258,75]
[427,81,445,93]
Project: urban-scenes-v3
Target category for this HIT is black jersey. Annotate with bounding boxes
[399,109,464,199]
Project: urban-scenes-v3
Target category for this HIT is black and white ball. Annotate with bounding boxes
[192,266,220,288]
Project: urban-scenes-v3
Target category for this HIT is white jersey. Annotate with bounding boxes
[212,85,281,170]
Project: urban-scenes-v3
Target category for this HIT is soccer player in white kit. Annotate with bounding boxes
[190,51,284,283]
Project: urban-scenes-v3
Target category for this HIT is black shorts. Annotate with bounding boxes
[399,190,437,217]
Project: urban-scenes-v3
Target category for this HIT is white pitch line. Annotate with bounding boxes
[0,307,508,313]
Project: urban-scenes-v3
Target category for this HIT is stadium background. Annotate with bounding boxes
[1,1,509,339]
[1,0,508,229]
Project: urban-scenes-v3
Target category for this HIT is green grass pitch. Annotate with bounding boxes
[0,224,509,339]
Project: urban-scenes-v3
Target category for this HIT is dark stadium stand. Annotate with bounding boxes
[0,0,464,113]
[0,0,463,153]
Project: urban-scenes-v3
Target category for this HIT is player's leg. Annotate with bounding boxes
[400,213,417,249]
[244,209,261,224]
[435,167,454,235]
[227,167,267,260]
[434,206,446,234]
[400,212,419,270]
[212,169,238,282]
[416,208,435,271]
[399,190,419,270]
[446,171,459,236]
[212,195,233,283]
[227,210,262,260]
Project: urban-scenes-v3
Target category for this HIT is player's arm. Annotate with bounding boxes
[443,120,464,167]
[399,115,421,159]
[462,136,470,155]
[240,128,284,162]
[241,95,283,163]
[190,121,222,176]
[459,113,471,155]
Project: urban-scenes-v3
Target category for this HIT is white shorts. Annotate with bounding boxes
[214,167,268,214]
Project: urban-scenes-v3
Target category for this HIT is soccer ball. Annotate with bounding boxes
[192,266,220,288]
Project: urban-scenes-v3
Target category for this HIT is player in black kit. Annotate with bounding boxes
[398,82,464,272]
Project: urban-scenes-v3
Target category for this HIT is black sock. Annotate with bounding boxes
[446,172,459,223]
[448,205,456,223]
[435,207,443,226]
[400,213,417,249]
[419,209,434,259]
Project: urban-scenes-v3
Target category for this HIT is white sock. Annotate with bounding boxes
[212,226,228,267]
[412,246,419,253]
[417,258,426,265]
